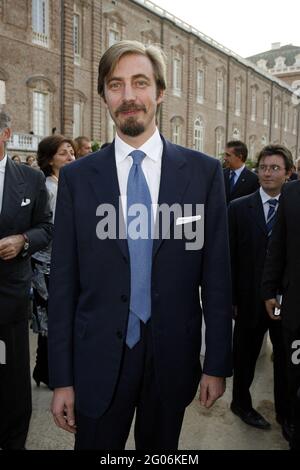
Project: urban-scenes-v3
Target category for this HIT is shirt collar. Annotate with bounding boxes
[0,154,8,169]
[115,128,162,163]
[233,164,245,178]
[259,186,280,204]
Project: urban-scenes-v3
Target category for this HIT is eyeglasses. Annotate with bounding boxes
[258,164,285,173]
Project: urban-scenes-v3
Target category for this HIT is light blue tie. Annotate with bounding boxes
[126,150,153,348]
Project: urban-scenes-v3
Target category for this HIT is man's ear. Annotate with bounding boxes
[156,88,164,104]
[1,127,11,142]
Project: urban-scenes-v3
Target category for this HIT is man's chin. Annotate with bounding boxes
[120,119,145,137]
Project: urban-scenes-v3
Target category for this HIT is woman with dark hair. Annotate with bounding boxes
[31,135,75,387]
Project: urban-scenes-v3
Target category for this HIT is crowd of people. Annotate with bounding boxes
[0,39,300,451]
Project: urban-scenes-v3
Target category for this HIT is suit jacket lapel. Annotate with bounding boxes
[249,190,267,235]
[0,157,26,233]
[88,143,129,261]
[224,168,230,198]
[231,167,247,196]
[152,137,190,258]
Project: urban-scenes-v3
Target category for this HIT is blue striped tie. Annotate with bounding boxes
[266,199,278,236]
[229,170,236,192]
[126,150,153,348]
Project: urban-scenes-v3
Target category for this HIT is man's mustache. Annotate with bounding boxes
[116,104,146,116]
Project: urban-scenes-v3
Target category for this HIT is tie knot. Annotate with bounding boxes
[129,150,146,166]
[268,199,278,208]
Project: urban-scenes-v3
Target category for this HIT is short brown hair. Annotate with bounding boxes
[98,40,167,99]
[256,144,294,172]
[37,135,75,176]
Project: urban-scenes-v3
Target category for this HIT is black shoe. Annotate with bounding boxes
[32,367,49,388]
[282,420,295,443]
[230,402,271,429]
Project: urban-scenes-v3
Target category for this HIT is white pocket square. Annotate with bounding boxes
[176,215,201,225]
[21,198,31,207]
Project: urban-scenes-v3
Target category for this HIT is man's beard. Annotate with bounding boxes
[119,116,145,137]
[115,103,147,137]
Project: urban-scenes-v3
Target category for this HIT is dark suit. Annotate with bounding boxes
[229,190,288,420]
[262,180,300,448]
[0,157,52,449]
[224,166,259,204]
[48,138,232,449]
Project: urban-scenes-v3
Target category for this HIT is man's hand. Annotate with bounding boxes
[199,374,226,408]
[265,298,281,321]
[0,235,25,260]
[232,305,238,319]
[51,386,76,434]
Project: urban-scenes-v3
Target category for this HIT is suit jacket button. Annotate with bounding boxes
[121,294,128,302]
[116,330,123,339]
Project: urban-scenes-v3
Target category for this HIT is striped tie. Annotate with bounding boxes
[229,170,236,192]
[266,199,278,236]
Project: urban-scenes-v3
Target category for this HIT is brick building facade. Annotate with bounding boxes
[0,0,299,161]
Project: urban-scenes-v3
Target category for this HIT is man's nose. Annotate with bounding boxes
[122,84,136,101]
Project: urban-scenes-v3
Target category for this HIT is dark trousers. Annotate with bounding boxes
[75,321,185,450]
[282,326,300,450]
[33,334,49,386]
[232,315,289,421]
[0,320,32,449]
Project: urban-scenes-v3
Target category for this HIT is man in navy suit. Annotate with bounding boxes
[229,145,292,437]
[263,174,300,449]
[48,40,232,450]
[223,140,259,204]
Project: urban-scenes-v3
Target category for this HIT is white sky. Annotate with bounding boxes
[151,0,300,57]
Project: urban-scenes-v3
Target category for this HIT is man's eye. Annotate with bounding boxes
[136,80,147,87]
[109,82,120,89]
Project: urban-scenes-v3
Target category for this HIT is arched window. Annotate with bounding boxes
[235,78,241,116]
[73,90,87,138]
[194,117,204,152]
[171,117,184,145]
[215,127,225,158]
[249,135,256,161]
[26,76,55,137]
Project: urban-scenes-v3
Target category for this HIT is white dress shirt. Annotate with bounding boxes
[259,186,280,222]
[0,154,8,214]
[115,128,163,223]
[232,164,245,185]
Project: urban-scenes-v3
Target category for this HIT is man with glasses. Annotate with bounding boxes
[223,140,259,204]
[263,148,300,449]
[228,145,293,438]
[0,110,52,449]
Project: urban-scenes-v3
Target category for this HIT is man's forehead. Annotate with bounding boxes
[261,154,283,161]
[109,53,154,77]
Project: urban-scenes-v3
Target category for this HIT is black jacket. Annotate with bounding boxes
[0,157,53,324]
[262,180,300,331]
[224,166,259,204]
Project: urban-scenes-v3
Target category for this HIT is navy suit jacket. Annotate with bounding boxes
[228,190,271,328]
[262,181,300,331]
[48,137,232,418]
[224,167,259,204]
